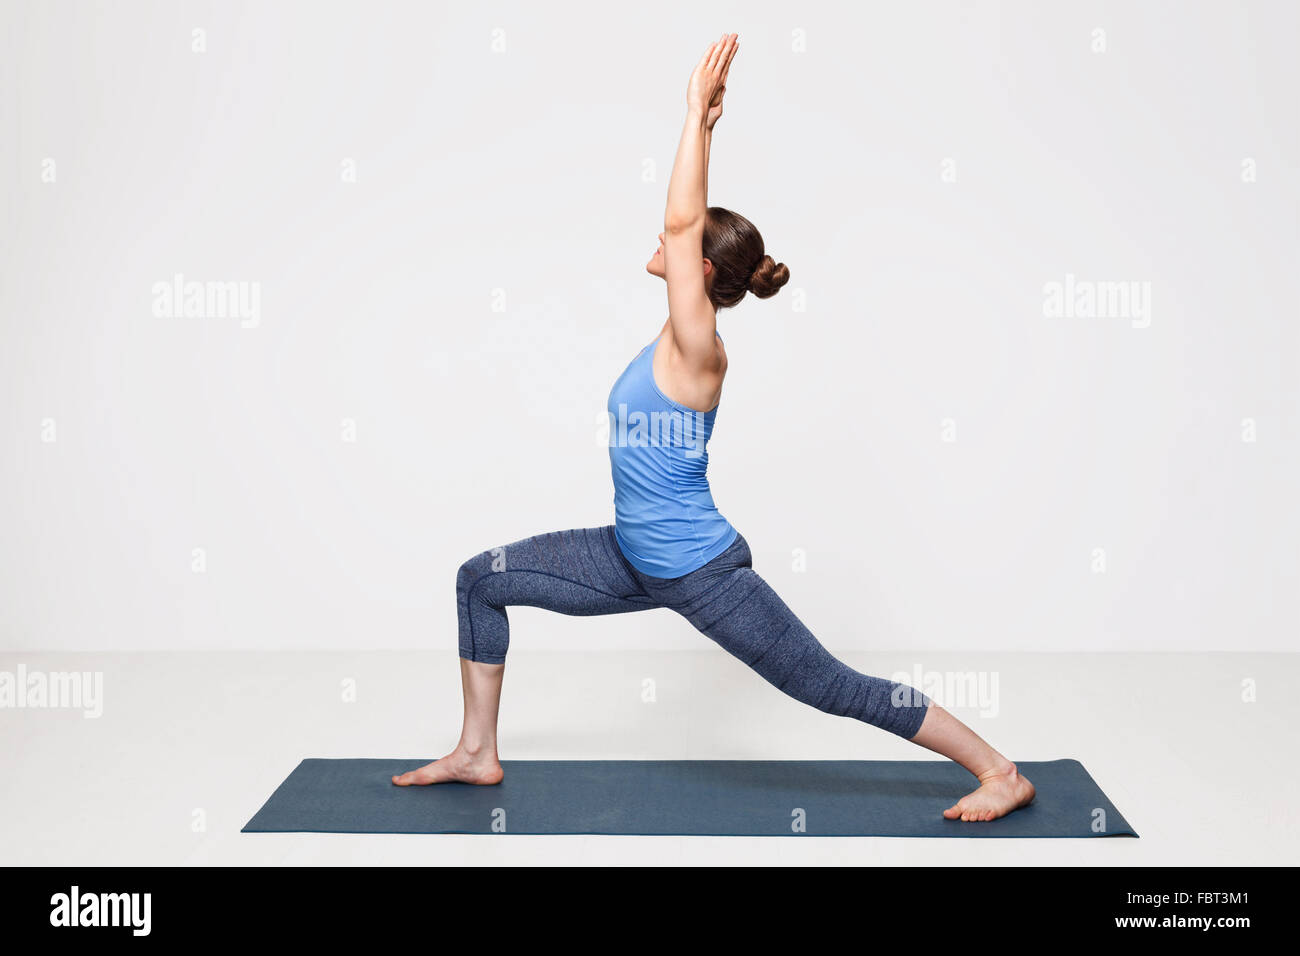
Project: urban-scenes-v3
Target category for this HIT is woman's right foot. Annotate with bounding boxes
[391,746,504,786]
[943,764,1036,821]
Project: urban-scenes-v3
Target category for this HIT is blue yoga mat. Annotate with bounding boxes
[242,758,1137,837]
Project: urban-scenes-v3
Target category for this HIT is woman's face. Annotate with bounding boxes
[645,231,666,279]
[646,231,712,285]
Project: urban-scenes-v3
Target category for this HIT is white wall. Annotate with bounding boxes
[2,0,1296,652]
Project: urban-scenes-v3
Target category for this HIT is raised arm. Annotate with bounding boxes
[663,33,737,371]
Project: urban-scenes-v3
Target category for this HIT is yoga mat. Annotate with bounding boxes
[242,758,1137,837]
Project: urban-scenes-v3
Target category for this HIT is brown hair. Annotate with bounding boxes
[702,206,791,310]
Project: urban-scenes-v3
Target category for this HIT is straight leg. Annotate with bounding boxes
[669,546,932,740]
[662,533,1035,820]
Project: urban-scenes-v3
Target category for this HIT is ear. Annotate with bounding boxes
[702,257,713,277]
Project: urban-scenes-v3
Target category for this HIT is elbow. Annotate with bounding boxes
[664,213,704,235]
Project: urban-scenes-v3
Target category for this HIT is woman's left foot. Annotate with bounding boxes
[943,765,1036,821]
[391,746,504,786]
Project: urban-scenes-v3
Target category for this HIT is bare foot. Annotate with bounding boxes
[943,765,1035,821]
[391,746,504,786]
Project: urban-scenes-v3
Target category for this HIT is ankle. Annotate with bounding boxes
[976,759,1017,783]
[458,740,496,760]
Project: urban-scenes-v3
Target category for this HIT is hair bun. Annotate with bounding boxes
[748,254,790,299]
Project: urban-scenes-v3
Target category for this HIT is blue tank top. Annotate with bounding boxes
[606,332,738,577]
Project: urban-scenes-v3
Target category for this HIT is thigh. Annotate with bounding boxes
[676,557,930,736]
[661,535,839,681]
[683,565,806,668]
[459,525,654,616]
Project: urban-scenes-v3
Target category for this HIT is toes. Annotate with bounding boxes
[949,793,1021,822]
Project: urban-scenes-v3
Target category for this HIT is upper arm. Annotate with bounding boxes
[663,217,721,370]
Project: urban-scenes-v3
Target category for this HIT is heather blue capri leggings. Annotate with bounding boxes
[456,526,931,740]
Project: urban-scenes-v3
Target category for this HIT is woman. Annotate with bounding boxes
[395,33,1035,822]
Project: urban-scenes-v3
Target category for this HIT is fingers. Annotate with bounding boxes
[723,35,739,75]
[702,32,729,69]
[694,33,737,102]
[713,33,738,81]
[704,37,722,73]
[697,40,717,72]
[706,32,732,73]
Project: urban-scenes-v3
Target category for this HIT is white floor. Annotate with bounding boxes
[0,649,1293,866]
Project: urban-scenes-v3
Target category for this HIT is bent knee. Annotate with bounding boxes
[456,547,501,598]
